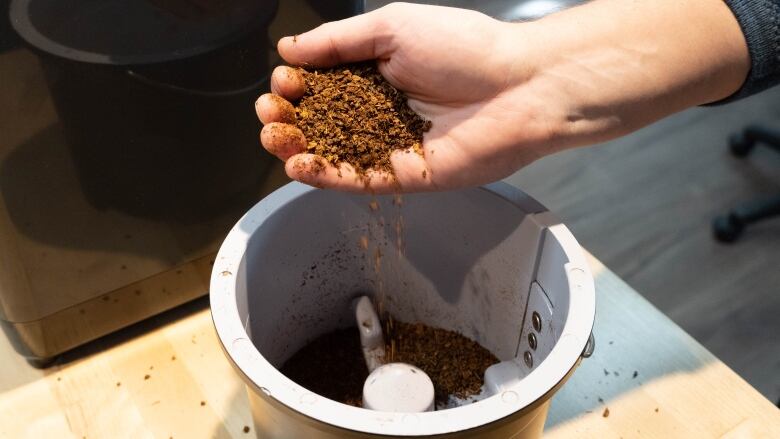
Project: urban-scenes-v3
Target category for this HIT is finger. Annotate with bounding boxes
[278,9,394,67]
[284,151,434,194]
[270,66,307,100]
[285,154,392,193]
[260,123,307,161]
[255,94,296,125]
[389,147,437,192]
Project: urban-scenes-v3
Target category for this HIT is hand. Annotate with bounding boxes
[256,1,749,193]
[257,4,533,193]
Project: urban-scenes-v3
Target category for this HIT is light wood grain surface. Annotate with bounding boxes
[1,253,778,439]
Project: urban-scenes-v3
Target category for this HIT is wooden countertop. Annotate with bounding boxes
[1,253,778,438]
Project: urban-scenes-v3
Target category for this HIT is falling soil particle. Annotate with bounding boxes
[243,426,251,433]
[200,401,206,406]
[144,374,150,380]
[293,63,431,175]
[633,370,638,378]
[603,407,610,418]
[655,408,659,413]
[116,382,121,387]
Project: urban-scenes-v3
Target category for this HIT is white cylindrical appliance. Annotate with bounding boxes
[210,182,595,438]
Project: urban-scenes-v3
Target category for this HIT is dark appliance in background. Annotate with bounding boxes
[0,0,361,364]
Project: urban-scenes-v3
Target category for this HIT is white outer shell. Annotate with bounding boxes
[210,182,595,436]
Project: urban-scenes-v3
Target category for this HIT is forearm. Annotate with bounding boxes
[257,1,753,191]
[509,0,750,150]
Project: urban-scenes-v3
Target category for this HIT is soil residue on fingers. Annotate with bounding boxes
[309,156,327,176]
[292,63,431,176]
[267,94,297,124]
[262,123,306,157]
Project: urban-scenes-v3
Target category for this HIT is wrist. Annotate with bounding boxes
[499,0,750,151]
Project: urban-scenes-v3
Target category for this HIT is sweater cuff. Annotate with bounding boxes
[707,0,780,105]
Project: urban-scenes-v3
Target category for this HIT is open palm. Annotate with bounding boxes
[257,1,751,193]
[256,4,554,193]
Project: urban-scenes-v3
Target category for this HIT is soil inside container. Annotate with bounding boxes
[280,319,498,408]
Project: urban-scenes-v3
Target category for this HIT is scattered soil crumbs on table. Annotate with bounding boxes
[603,407,610,417]
[294,63,431,175]
[280,321,498,408]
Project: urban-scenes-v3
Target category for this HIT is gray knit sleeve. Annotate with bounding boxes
[715,0,780,103]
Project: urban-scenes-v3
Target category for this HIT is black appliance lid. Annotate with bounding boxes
[9,0,278,65]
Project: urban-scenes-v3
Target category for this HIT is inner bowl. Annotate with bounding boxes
[211,182,595,436]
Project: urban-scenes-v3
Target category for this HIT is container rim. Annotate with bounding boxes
[209,182,596,436]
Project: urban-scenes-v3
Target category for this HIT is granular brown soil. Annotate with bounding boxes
[279,321,498,408]
[293,63,431,175]
[387,321,498,405]
[280,327,368,407]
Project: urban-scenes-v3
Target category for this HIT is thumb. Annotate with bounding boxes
[277,7,395,67]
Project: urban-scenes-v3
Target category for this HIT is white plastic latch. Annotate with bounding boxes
[353,296,386,372]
